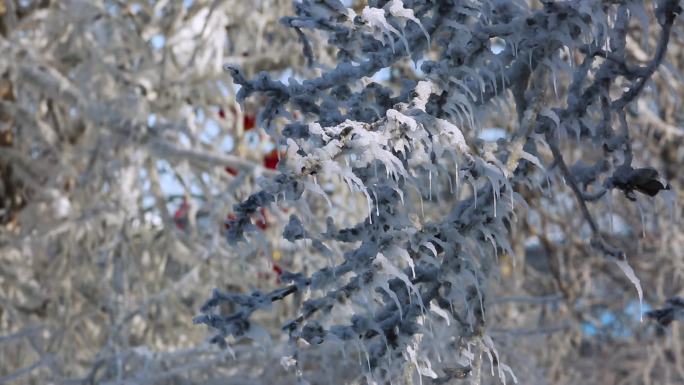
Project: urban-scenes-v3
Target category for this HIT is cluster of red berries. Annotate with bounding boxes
[173,107,287,282]
[220,109,281,175]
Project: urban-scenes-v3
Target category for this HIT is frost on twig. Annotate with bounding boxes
[196,1,681,383]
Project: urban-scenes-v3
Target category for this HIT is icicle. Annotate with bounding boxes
[372,189,380,217]
[388,0,430,45]
[395,246,416,278]
[379,280,403,320]
[500,363,518,384]
[377,253,424,312]
[614,256,644,322]
[407,345,424,385]
[447,171,453,194]
[362,341,372,372]
[636,196,646,238]
[512,40,518,58]
[528,50,532,71]
[482,342,495,377]
[394,187,405,206]
[455,161,461,195]
[449,104,465,128]
[452,78,477,101]
[429,301,450,325]
[362,6,400,53]
[384,342,393,381]
[367,194,373,225]
[473,178,478,209]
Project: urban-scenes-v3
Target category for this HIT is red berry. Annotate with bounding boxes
[173,200,190,230]
[254,207,268,230]
[263,149,280,170]
[244,114,256,131]
[224,166,238,176]
[224,213,237,230]
[218,108,226,119]
[272,263,283,284]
